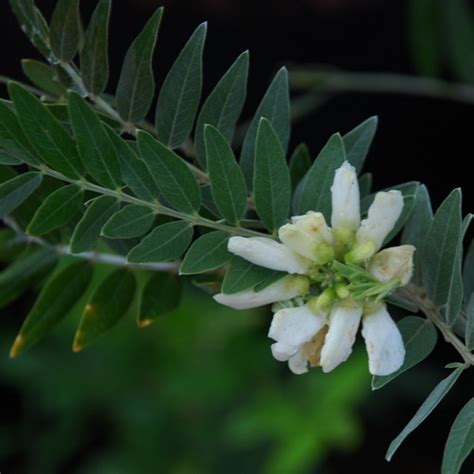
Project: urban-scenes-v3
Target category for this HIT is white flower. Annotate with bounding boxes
[214,159,414,377]
[368,245,415,286]
[331,161,360,233]
[213,275,309,310]
[228,236,310,274]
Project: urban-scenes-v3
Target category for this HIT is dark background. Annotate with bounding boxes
[1,0,473,473]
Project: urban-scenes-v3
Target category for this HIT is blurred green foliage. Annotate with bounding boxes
[0,283,369,473]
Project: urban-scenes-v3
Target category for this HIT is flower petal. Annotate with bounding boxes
[356,190,404,253]
[369,245,415,286]
[320,300,363,373]
[288,349,309,374]
[361,304,405,376]
[271,342,298,361]
[268,305,327,347]
[228,236,310,274]
[213,275,310,310]
[331,161,360,232]
[279,212,334,263]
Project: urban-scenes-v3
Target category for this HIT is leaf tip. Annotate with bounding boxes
[137,319,152,328]
[9,334,24,358]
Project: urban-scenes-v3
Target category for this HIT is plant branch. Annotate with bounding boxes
[289,67,474,105]
[401,284,474,366]
[2,216,179,272]
[36,164,272,239]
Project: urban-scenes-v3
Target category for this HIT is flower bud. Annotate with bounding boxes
[369,245,415,286]
[356,190,404,255]
[228,236,310,274]
[331,161,361,233]
[279,212,334,263]
[213,275,310,310]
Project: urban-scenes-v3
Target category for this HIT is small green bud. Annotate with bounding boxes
[335,282,350,299]
[345,241,376,264]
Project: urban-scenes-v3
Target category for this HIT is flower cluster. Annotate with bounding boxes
[214,161,415,376]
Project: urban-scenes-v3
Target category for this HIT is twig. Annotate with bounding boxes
[401,284,474,366]
[2,216,179,272]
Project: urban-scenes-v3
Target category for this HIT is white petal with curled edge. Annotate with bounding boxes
[291,212,333,243]
[268,305,327,347]
[213,275,310,310]
[228,236,310,274]
[356,190,404,252]
[288,349,309,375]
[271,342,299,361]
[331,161,360,232]
[369,244,415,286]
[361,304,405,376]
[320,300,363,373]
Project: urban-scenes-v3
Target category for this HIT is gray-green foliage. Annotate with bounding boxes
[1,3,474,473]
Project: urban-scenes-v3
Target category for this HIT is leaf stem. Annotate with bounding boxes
[36,165,272,239]
[59,62,209,183]
[401,285,474,366]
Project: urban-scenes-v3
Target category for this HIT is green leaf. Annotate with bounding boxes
[9,82,84,178]
[116,7,163,123]
[128,221,193,263]
[402,184,433,285]
[138,132,201,214]
[386,293,419,313]
[195,51,249,167]
[80,0,111,95]
[442,398,474,474]
[138,273,181,327]
[50,0,80,62]
[254,118,291,232]
[0,100,39,165]
[358,172,372,197]
[289,143,311,189]
[155,22,207,149]
[0,172,43,218]
[445,0,474,83]
[180,231,231,275]
[222,257,281,294]
[372,316,438,390]
[27,184,84,236]
[409,0,442,77]
[463,240,474,304]
[386,366,464,461]
[465,294,474,350]
[105,127,160,202]
[0,247,58,308]
[70,195,119,253]
[0,149,21,165]
[68,91,121,188]
[9,0,51,58]
[73,268,136,351]
[204,125,247,224]
[102,205,155,239]
[240,67,291,188]
[200,184,221,218]
[293,133,345,220]
[21,59,67,96]
[254,271,286,292]
[342,116,378,173]
[423,189,463,325]
[10,261,93,357]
